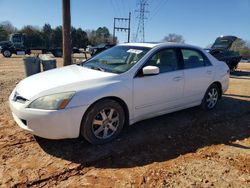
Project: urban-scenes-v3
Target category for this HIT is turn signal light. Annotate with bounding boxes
[59,99,70,109]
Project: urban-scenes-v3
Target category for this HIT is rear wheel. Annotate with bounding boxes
[81,99,125,144]
[202,84,219,110]
[2,49,12,58]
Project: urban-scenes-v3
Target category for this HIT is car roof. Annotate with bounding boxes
[119,42,162,48]
[119,42,202,50]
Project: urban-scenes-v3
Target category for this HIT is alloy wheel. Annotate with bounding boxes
[206,88,218,109]
[92,108,119,139]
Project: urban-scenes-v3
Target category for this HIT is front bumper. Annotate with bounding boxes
[9,91,89,139]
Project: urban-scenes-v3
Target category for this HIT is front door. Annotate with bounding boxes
[133,48,184,120]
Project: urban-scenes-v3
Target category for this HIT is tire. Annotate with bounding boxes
[2,49,12,58]
[81,99,125,144]
[230,62,239,73]
[229,64,237,73]
[230,67,236,73]
[202,84,220,111]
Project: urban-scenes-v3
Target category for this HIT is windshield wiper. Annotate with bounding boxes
[90,66,105,72]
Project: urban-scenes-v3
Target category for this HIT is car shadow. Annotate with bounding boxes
[5,55,24,59]
[36,96,250,168]
[223,93,250,99]
[230,70,250,80]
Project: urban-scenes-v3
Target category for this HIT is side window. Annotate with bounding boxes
[181,49,209,69]
[144,49,179,73]
[12,36,22,43]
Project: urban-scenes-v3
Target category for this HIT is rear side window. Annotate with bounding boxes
[181,49,210,69]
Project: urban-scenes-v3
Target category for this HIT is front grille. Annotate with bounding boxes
[13,92,28,103]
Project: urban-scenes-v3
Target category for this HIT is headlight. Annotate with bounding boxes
[28,92,75,110]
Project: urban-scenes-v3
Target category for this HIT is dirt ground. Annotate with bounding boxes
[0,55,250,187]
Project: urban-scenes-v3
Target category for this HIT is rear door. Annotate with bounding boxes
[181,48,215,104]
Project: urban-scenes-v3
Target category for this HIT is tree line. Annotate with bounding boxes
[0,21,116,49]
[1,21,249,58]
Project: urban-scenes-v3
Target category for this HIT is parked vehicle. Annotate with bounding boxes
[9,42,229,144]
[206,36,241,72]
[89,43,116,56]
[241,58,250,63]
[0,33,80,57]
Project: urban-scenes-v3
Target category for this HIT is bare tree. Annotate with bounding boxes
[230,38,250,58]
[86,28,116,46]
[231,38,246,51]
[162,33,185,43]
[0,21,17,41]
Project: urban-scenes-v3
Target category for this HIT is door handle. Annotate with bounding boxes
[173,76,182,81]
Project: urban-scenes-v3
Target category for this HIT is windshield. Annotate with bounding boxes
[212,40,231,49]
[82,45,150,74]
[211,36,237,50]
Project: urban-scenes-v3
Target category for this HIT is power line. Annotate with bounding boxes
[148,0,168,21]
[121,0,127,16]
[110,0,119,17]
[135,0,149,42]
[114,0,123,17]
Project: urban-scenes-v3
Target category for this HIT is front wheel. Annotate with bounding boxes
[202,84,220,111]
[2,49,12,58]
[81,99,125,144]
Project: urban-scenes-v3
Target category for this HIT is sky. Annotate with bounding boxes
[0,0,249,48]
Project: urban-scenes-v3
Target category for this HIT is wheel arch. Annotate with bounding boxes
[211,81,222,99]
[201,81,222,110]
[79,96,130,137]
[104,96,130,126]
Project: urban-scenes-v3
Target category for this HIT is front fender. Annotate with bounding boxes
[67,80,132,116]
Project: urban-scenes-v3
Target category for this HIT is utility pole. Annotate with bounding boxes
[135,0,149,42]
[113,12,131,43]
[128,12,131,43]
[62,0,72,66]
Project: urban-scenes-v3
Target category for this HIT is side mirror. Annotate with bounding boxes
[142,66,159,76]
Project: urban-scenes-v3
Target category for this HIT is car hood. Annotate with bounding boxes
[211,36,238,50]
[0,41,11,46]
[16,65,117,100]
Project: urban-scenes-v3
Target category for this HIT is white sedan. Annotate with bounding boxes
[9,43,229,144]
